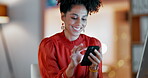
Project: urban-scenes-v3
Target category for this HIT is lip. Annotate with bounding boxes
[71,26,82,32]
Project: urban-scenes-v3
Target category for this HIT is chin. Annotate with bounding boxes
[71,32,81,36]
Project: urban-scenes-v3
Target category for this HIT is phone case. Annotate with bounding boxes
[80,46,100,66]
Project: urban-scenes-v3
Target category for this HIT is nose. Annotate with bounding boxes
[75,18,81,26]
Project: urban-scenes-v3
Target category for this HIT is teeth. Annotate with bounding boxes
[73,26,81,31]
[74,27,80,30]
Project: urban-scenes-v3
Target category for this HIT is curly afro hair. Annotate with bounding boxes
[57,0,102,14]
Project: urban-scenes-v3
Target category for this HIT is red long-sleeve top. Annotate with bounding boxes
[38,31,103,78]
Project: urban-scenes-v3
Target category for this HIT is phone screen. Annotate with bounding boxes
[80,46,100,66]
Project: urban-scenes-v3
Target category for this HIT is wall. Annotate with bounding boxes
[0,0,41,78]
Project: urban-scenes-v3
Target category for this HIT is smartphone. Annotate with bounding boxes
[80,46,100,66]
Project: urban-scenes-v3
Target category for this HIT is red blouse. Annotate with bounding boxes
[38,31,103,78]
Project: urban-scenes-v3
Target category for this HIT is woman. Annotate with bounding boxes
[38,0,103,78]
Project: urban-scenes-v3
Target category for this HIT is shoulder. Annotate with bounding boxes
[90,37,100,43]
[39,37,54,49]
[90,37,101,47]
[39,33,61,47]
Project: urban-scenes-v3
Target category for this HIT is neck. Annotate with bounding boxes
[64,31,79,41]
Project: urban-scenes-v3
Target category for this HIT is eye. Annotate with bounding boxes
[82,18,87,21]
[71,17,77,20]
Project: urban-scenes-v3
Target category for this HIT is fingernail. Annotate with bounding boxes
[95,49,97,52]
[84,48,87,50]
[90,53,92,55]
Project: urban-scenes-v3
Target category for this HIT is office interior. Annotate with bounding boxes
[0,0,148,78]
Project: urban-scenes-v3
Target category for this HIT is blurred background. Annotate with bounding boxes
[0,0,147,78]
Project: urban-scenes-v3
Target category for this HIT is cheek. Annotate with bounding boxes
[65,20,75,29]
[67,20,75,25]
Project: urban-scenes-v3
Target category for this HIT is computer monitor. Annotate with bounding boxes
[136,31,148,78]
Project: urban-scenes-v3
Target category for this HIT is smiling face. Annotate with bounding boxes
[61,4,88,40]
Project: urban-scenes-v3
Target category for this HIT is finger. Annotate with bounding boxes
[94,49,102,61]
[78,47,87,53]
[70,54,75,58]
[72,43,86,54]
[99,47,102,56]
[88,56,98,66]
[79,55,84,63]
[71,46,77,53]
[89,53,101,64]
[76,47,83,53]
[72,43,83,52]
[75,43,85,53]
[75,43,83,51]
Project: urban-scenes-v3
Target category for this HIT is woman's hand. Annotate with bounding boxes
[88,48,102,78]
[66,43,86,77]
[70,43,86,68]
[88,49,102,70]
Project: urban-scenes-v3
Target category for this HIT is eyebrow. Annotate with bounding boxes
[70,13,88,17]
